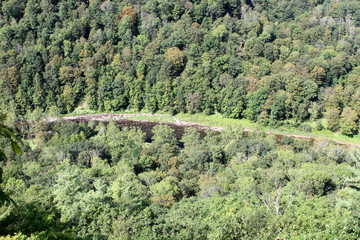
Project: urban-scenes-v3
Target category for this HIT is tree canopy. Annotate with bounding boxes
[1,0,360,135]
[0,120,359,238]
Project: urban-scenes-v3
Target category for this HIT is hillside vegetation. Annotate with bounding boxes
[0,120,360,239]
[2,0,360,239]
[1,0,360,136]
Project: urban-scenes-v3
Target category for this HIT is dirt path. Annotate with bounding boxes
[43,113,360,149]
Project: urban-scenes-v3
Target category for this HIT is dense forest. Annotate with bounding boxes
[0,120,360,239]
[2,0,360,239]
[1,0,360,135]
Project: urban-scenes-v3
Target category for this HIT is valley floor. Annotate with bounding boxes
[43,112,360,149]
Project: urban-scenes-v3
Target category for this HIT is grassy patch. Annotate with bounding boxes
[176,113,258,129]
[176,113,360,145]
[68,106,97,116]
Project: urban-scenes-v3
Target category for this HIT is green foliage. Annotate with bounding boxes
[0,0,358,139]
[244,88,268,121]
[0,120,360,238]
[340,107,359,136]
[0,114,22,206]
[325,107,341,132]
[1,0,360,236]
[316,121,324,131]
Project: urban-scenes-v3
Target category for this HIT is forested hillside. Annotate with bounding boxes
[2,0,360,239]
[1,120,360,239]
[1,0,360,135]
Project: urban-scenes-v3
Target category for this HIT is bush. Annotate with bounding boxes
[169,107,177,116]
[316,121,323,131]
[281,136,294,145]
[299,124,312,132]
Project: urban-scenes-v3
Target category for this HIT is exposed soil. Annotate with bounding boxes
[43,113,218,140]
[42,113,360,149]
